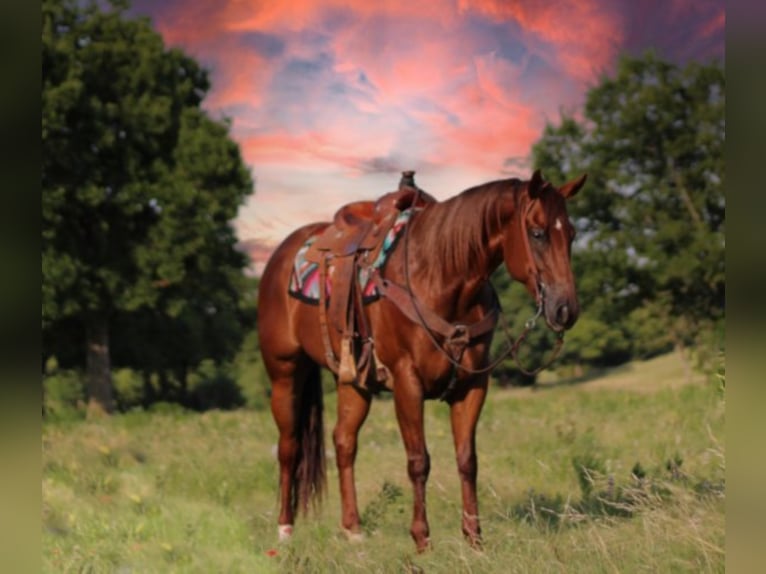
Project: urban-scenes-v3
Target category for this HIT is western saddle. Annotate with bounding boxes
[304,171,435,390]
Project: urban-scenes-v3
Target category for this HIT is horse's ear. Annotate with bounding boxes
[529,169,545,199]
[559,173,587,198]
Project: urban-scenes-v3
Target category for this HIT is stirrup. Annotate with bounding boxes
[338,337,357,384]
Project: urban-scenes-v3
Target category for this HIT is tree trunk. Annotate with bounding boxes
[178,363,188,407]
[142,371,156,408]
[86,313,114,417]
[159,371,171,401]
[42,355,47,417]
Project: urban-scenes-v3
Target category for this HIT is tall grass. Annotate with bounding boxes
[42,353,724,573]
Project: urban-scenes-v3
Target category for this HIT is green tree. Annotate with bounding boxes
[531,53,724,369]
[42,0,253,415]
[489,269,547,385]
[109,274,258,409]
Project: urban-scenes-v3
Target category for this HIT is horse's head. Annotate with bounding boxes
[504,170,586,333]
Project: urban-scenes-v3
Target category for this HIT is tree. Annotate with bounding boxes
[42,0,253,415]
[489,268,550,385]
[530,53,724,369]
[108,274,258,409]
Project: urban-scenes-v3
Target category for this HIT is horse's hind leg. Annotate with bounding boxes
[333,383,371,540]
[270,361,301,540]
[269,355,325,541]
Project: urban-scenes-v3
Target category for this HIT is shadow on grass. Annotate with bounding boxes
[501,458,724,533]
[509,484,637,531]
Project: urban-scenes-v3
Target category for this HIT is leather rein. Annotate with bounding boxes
[374,187,564,382]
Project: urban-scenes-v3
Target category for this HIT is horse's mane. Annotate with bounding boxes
[416,178,522,282]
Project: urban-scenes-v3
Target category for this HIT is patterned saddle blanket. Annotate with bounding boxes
[288,208,413,304]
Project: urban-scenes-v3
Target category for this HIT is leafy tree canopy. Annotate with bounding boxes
[42,0,254,414]
[508,53,725,377]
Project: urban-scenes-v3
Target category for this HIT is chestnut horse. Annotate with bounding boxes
[257,170,586,551]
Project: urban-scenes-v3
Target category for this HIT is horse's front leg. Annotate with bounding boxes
[333,382,372,539]
[448,376,489,548]
[393,367,431,552]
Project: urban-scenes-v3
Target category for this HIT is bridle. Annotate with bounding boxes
[393,186,565,384]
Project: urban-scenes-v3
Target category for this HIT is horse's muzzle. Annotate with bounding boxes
[545,299,579,332]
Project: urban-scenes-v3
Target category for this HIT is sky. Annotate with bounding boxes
[129,0,725,273]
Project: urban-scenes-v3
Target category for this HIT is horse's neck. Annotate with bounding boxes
[407,188,511,314]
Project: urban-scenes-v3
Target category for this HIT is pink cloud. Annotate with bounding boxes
[140,1,619,177]
[130,0,724,252]
[237,237,274,260]
[222,0,460,33]
[240,128,399,175]
[699,8,725,39]
[206,50,270,111]
[457,0,624,82]
[236,237,279,275]
[432,78,541,171]
[149,2,225,47]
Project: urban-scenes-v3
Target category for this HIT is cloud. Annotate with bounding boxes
[457,0,624,82]
[135,1,599,177]
[620,0,725,63]
[699,9,725,39]
[236,237,277,275]
[236,237,273,261]
[129,0,724,250]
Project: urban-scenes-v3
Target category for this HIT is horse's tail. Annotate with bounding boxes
[293,361,326,515]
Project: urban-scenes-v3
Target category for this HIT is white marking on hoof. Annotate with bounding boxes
[278,524,293,542]
[341,528,365,543]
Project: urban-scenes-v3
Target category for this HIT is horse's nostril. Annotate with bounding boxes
[556,304,569,326]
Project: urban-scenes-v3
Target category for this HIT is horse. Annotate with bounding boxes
[257,169,586,551]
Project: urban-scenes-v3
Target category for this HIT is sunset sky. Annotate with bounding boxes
[129,0,725,272]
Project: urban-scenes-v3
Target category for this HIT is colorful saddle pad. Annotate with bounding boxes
[288,208,414,304]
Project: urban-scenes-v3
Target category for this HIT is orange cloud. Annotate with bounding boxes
[222,0,459,33]
[150,2,225,47]
[131,0,723,252]
[240,128,399,175]
[206,50,270,111]
[143,0,618,169]
[457,0,623,82]
[236,236,274,263]
[431,78,541,172]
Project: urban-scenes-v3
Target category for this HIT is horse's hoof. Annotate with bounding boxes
[341,528,365,543]
[278,524,293,542]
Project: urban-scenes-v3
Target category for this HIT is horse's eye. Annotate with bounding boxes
[530,227,546,240]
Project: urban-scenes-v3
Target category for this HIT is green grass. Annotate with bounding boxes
[42,353,724,573]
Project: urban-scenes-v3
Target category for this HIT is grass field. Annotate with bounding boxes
[42,353,724,573]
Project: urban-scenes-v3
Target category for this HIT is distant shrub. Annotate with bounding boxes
[232,330,272,410]
[235,357,271,411]
[112,368,144,410]
[188,360,245,411]
[148,401,188,416]
[692,320,724,386]
[43,368,86,421]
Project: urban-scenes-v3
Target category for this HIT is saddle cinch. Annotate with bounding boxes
[303,171,435,390]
